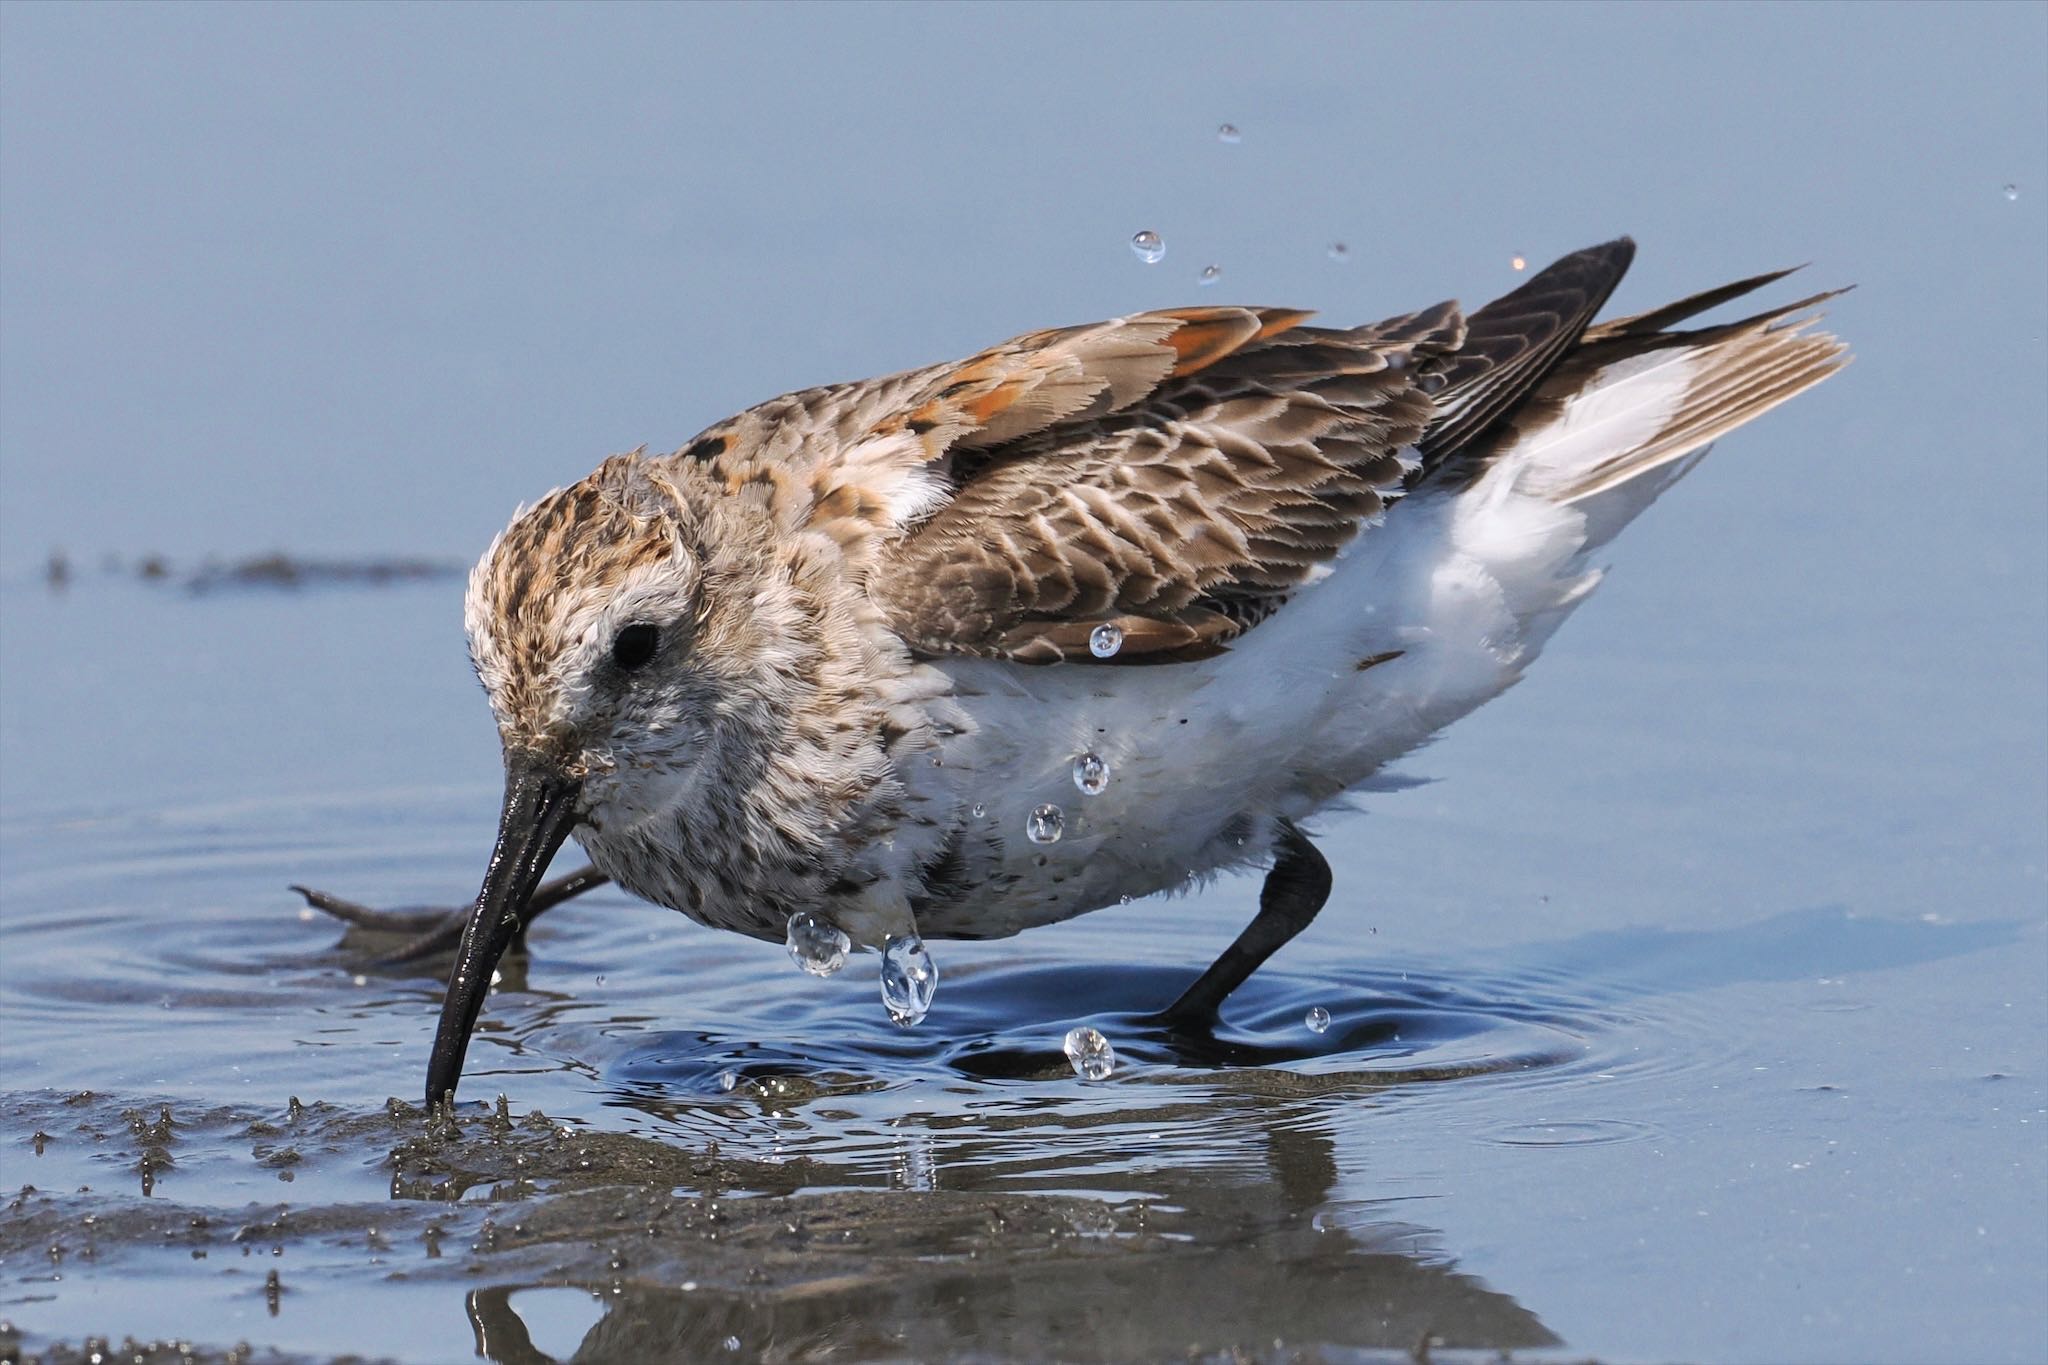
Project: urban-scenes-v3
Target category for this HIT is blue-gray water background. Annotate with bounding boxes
[2,4,2044,1362]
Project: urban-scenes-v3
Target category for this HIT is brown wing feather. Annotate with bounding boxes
[677,240,1832,669]
[873,310,1455,662]
[863,306,1319,455]
[664,309,1342,558]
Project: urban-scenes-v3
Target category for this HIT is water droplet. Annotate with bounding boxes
[1511,255,1527,272]
[1130,230,1165,264]
[2003,183,2020,202]
[1305,1006,1331,1034]
[1216,123,1241,144]
[1070,752,1110,796]
[1088,622,1124,658]
[784,910,850,976]
[594,974,606,986]
[351,974,367,988]
[1328,241,1351,262]
[970,802,987,819]
[722,1336,741,1353]
[1026,803,1065,844]
[893,1135,937,1192]
[1063,1027,1117,1080]
[880,934,937,1027]
[716,1070,738,1093]
[1198,264,1222,287]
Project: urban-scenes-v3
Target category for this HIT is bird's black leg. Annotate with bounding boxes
[1158,819,1332,1027]
[291,865,610,965]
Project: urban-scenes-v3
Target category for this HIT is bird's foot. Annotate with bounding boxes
[290,865,609,970]
[289,884,473,966]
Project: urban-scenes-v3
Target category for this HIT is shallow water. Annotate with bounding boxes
[2,570,2042,1363]
[4,6,2046,1363]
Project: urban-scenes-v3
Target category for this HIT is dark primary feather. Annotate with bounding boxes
[1587,263,1807,339]
[1413,237,1637,468]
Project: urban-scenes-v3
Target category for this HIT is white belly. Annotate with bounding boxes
[916,482,1599,939]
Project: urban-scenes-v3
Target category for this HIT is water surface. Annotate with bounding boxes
[3,5,2045,1363]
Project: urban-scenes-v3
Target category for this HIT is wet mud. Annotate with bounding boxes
[4,1087,1568,1364]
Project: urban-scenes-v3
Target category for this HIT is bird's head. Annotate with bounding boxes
[428,452,793,1104]
[465,453,730,805]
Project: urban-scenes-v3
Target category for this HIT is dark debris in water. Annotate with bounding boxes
[180,554,461,594]
[0,1326,343,1365]
[37,549,462,596]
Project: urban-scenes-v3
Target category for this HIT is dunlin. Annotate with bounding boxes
[300,239,1848,1102]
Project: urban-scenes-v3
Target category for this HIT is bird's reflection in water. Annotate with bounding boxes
[457,1083,1559,1363]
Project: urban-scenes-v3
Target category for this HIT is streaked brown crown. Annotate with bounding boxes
[467,454,696,745]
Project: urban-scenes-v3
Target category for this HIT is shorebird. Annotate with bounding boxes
[299,239,1847,1103]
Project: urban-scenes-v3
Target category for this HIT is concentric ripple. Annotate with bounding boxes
[596,952,1677,1192]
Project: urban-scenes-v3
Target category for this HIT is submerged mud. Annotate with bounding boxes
[37,551,462,596]
[4,1089,1562,1363]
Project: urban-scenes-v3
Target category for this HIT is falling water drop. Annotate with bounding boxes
[880,935,937,1027]
[1328,241,1351,262]
[1198,264,1222,287]
[1216,123,1241,144]
[2003,183,2020,202]
[893,1135,937,1191]
[970,802,988,819]
[1026,803,1066,844]
[1305,1006,1332,1034]
[1088,622,1124,658]
[1071,752,1110,796]
[785,910,850,976]
[1130,230,1166,264]
[1063,1027,1117,1080]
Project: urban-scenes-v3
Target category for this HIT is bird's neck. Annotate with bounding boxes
[585,520,959,938]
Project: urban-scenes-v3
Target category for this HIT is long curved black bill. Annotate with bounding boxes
[425,752,582,1106]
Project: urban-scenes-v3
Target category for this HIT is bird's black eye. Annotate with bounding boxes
[611,623,659,672]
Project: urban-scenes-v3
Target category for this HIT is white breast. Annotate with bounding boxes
[917,472,1602,940]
